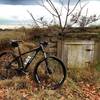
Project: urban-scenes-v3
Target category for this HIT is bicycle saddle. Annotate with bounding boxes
[10,40,21,47]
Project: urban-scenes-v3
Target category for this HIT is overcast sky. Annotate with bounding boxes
[0,0,100,28]
[0,0,82,5]
[0,0,100,5]
[0,0,40,5]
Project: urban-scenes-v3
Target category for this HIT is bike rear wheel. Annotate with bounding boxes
[0,51,19,79]
[34,56,66,89]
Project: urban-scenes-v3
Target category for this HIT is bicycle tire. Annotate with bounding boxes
[34,56,67,89]
[0,51,20,79]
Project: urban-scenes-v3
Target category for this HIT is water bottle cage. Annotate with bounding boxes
[24,56,31,65]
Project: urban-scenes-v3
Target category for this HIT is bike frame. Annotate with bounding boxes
[10,44,47,71]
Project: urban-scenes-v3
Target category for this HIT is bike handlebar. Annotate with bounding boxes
[40,41,48,47]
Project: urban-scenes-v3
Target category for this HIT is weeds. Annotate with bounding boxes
[68,67,100,84]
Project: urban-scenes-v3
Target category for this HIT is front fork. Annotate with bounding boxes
[44,52,52,75]
[41,44,52,75]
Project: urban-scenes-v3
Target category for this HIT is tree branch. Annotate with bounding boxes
[70,2,88,27]
[62,0,70,32]
[27,10,40,27]
[68,0,81,16]
[46,0,63,31]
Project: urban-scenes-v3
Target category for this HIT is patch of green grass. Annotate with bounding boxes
[95,63,100,72]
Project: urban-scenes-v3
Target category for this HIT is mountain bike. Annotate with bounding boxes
[0,40,66,89]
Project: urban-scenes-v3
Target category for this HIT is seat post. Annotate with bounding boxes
[18,45,24,68]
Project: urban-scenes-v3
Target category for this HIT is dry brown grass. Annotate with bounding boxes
[68,67,100,85]
[0,30,26,40]
[0,42,99,99]
[14,41,37,54]
[0,76,86,100]
[0,28,100,99]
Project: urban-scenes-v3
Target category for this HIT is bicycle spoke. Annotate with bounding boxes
[34,57,66,89]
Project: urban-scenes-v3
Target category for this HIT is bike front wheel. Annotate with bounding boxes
[34,56,66,89]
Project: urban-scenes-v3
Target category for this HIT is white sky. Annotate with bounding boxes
[0,0,100,28]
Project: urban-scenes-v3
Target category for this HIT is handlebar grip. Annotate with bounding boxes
[40,41,48,47]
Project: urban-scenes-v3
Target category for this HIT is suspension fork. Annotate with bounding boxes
[41,45,52,74]
[44,57,52,75]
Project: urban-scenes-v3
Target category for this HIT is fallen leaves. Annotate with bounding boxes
[79,82,100,100]
[0,77,99,100]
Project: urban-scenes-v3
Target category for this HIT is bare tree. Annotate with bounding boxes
[39,0,81,34]
[27,10,40,28]
[28,0,100,34]
[39,0,100,33]
[27,10,54,28]
[70,6,100,27]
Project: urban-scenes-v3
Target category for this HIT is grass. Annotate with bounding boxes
[68,67,100,83]
[0,30,26,40]
[96,63,100,72]
[0,50,99,99]
[0,41,87,99]
[0,76,33,100]
[1,26,100,41]
[0,27,100,99]
[0,76,86,100]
